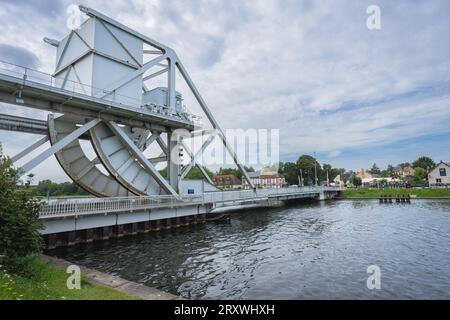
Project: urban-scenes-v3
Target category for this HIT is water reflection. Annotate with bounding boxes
[51,200,450,299]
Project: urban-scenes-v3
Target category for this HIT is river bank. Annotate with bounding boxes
[0,255,182,300]
[0,256,137,300]
[342,188,450,199]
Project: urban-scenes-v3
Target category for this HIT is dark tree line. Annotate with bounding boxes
[278,155,345,186]
[33,180,89,197]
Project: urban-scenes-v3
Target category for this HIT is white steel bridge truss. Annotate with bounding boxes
[0,5,255,198]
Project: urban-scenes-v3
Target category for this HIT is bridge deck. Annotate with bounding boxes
[0,60,197,130]
[39,186,343,219]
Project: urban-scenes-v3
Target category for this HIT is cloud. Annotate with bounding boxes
[0,44,40,68]
[1,0,450,182]
[2,0,65,17]
[327,151,341,158]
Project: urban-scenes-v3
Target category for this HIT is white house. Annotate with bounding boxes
[428,161,450,186]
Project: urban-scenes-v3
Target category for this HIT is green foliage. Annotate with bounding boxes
[369,163,381,175]
[158,167,167,178]
[278,156,344,186]
[0,258,138,300]
[184,166,214,180]
[216,166,254,180]
[412,156,435,170]
[321,163,343,182]
[399,162,410,169]
[0,147,43,274]
[296,155,321,185]
[35,180,89,197]
[350,176,362,187]
[413,167,428,182]
[344,188,450,198]
[381,164,396,178]
[278,162,299,185]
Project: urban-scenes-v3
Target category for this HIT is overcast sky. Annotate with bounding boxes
[1,0,450,182]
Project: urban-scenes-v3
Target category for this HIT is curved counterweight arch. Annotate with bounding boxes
[89,122,166,196]
[48,114,132,197]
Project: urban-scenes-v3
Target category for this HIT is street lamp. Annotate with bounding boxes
[313,152,318,186]
[299,169,304,187]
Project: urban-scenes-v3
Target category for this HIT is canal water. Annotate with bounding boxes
[51,200,450,299]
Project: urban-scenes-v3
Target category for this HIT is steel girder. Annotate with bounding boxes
[1,5,254,197]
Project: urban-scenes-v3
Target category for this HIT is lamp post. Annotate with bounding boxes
[299,169,304,187]
[314,152,318,186]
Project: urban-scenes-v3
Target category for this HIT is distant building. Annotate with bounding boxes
[356,168,400,187]
[247,171,261,187]
[394,165,414,178]
[212,175,242,189]
[260,172,287,188]
[243,171,287,189]
[428,161,450,187]
[333,174,343,186]
[356,169,373,180]
[341,170,355,183]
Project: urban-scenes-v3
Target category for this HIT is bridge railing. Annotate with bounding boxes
[39,186,344,218]
[0,59,201,125]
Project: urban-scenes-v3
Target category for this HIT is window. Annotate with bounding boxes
[439,168,447,176]
[436,178,442,183]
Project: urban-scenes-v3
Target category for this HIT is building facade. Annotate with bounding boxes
[428,161,450,186]
[212,175,242,189]
[243,171,287,189]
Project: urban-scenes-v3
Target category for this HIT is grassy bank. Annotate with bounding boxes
[0,257,138,300]
[343,188,450,198]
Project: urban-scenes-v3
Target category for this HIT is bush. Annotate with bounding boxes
[0,146,43,274]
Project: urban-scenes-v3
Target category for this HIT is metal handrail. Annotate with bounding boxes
[0,59,201,125]
[39,186,343,218]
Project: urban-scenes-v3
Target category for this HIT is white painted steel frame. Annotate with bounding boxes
[2,5,254,196]
[19,118,101,176]
[77,5,254,189]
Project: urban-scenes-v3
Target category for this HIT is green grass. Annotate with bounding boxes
[0,257,139,300]
[343,188,450,198]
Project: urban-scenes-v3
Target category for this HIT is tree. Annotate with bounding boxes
[381,164,396,178]
[0,145,43,273]
[278,161,299,185]
[217,167,240,178]
[321,163,341,182]
[35,180,89,197]
[399,162,410,169]
[296,155,321,185]
[184,166,214,180]
[378,178,388,187]
[244,166,255,173]
[412,156,435,170]
[351,176,362,187]
[369,163,381,175]
[412,167,427,182]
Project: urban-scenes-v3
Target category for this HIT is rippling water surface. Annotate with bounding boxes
[51,200,450,299]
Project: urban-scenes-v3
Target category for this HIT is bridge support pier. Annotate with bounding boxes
[67,231,77,246]
[151,220,161,231]
[113,225,124,238]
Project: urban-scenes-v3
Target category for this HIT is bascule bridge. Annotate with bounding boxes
[0,6,341,248]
